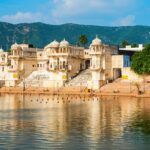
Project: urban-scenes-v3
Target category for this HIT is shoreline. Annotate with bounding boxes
[0,87,149,98]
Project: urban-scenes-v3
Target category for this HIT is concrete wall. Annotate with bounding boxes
[105,49,112,80]
[68,57,83,79]
[112,55,123,69]
[122,67,143,82]
[23,59,37,78]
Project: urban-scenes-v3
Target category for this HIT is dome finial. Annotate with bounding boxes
[60,39,69,47]
[92,35,102,45]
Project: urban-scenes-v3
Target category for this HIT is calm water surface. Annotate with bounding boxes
[0,94,150,150]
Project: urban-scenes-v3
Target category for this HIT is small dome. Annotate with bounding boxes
[60,39,69,47]
[50,40,59,47]
[45,40,59,49]
[11,43,22,50]
[0,47,4,52]
[92,36,102,45]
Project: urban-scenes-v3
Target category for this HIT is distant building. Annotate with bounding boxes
[112,44,144,82]
[119,44,144,56]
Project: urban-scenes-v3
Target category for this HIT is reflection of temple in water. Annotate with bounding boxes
[0,95,150,145]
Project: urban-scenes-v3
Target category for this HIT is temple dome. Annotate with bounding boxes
[60,39,69,47]
[0,47,4,52]
[11,43,22,50]
[92,36,102,45]
[45,40,59,49]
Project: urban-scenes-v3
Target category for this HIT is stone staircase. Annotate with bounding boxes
[18,69,92,88]
[18,70,50,87]
[67,69,91,87]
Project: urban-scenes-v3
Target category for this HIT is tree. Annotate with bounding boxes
[131,43,138,48]
[131,44,150,75]
[121,40,129,48]
[6,49,11,53]
[79,35,88,47]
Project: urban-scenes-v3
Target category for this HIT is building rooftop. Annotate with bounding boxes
[119,44,144,52]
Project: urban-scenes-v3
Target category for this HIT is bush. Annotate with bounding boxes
[131,44,150,75]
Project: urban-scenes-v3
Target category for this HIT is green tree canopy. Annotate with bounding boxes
[131,44,150,75]
[78,35,88,47]
[6,49,11,53]
[121,40,129,48]
[131,43,138,48]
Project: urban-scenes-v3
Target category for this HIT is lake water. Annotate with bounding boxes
[0,94,150,150]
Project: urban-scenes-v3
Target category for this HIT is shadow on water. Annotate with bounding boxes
[130,112,150,135]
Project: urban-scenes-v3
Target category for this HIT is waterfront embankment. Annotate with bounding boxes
[0,86,149,98]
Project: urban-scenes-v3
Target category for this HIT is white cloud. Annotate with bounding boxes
[52,0,135,18]
[1,12,43,23]
[0,0,136,25]
[112,15,135,26]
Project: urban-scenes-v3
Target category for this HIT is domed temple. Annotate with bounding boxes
[0,37,142,90]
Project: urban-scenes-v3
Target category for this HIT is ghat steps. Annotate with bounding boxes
[18,69,91,87]
[67,69,91,87]
[18,70,50,87]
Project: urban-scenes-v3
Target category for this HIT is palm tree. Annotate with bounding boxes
[79,34,88,47]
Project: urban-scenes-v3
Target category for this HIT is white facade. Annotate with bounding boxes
[0,40,87,88]
[0,37,141,90]
[119,44,144,52]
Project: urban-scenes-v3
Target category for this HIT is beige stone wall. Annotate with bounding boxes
[122,67,143,82]
[104,46,117,80]
[68,57,82,79]
[112,56,144,82]
[112,55,123,69]
[23,59,37,78]
[105,54,112,80]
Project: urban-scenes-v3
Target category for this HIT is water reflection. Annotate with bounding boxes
[0,94,150,149]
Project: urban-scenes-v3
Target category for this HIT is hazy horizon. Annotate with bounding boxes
[1,21,150,28]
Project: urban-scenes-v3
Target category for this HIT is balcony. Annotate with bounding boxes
[89,51,103,55]
[9,55,22,59]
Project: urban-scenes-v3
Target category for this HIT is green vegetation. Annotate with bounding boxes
[6,49,11,53]
[131,43,138,47]
[1,22,150,50]
[131,44,150,75]
[121,40,138,48]
[78,34,88,47]
[121,40,129,48]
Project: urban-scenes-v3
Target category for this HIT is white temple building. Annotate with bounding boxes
[0,37,143,90]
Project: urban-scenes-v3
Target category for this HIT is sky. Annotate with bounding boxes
[0,0,150,26]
